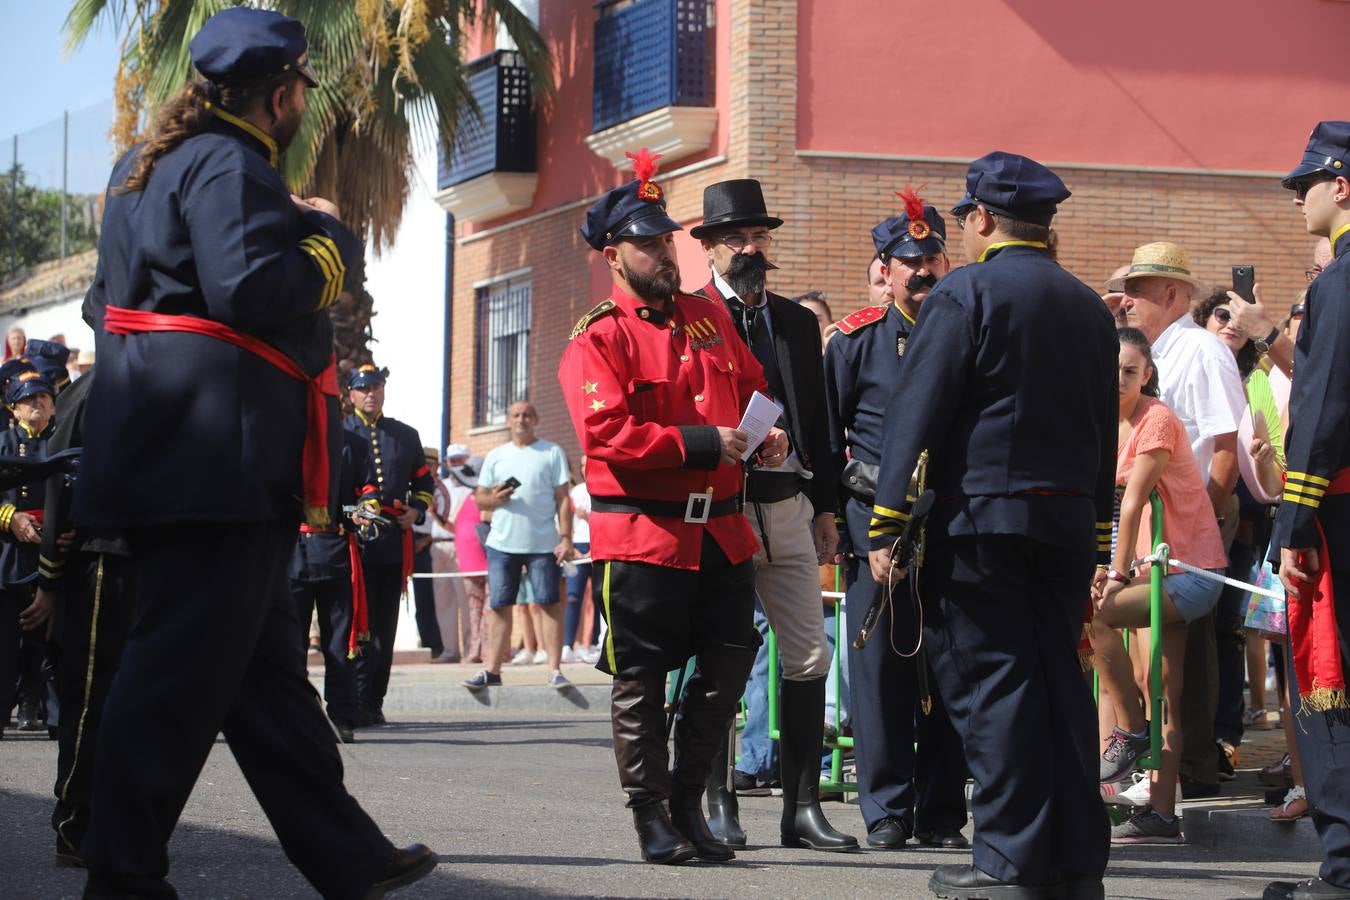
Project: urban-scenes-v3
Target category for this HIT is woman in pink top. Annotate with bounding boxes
[1091,327,1227,844]
[453,477,490,663]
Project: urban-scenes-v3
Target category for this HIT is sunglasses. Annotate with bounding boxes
[1211,307,1233,325]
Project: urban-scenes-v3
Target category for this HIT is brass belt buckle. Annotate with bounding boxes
[684,492,714,524]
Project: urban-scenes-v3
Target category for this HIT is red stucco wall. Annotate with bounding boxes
[797,0,1350,173]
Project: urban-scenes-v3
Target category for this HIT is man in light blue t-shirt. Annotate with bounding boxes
[464,401,574,690]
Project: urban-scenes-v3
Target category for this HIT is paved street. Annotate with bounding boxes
[0,711,1326,899]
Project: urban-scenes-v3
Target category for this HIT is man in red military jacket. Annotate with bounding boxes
[559,149,787,867]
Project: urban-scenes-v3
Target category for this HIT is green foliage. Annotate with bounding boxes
[0,166,98,282]
[64,0,554,250]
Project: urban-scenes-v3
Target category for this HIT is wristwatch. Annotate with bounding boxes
[1253,326,1280,354]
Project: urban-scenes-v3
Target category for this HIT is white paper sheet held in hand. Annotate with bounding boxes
[737,391,783,461]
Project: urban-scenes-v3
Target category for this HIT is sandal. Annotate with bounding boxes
[1243,707,1272,729]
[1271,786,1308,822]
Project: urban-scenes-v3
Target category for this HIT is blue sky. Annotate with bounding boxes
[1,0,122,193]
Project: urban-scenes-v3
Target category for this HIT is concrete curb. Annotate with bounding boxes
[1183,805,1321,861]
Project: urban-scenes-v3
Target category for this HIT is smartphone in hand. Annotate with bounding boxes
[1232,265,1256,303]
[500,476,521,492]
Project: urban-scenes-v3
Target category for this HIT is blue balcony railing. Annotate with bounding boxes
[438,51,536,190]
[592,0,712,134]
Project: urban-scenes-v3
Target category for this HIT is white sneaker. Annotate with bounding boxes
[509,648,533,665]
[561,646,577,664]
[532,649,549,665]
[581,646,601,664]
[1102,771,1181,807]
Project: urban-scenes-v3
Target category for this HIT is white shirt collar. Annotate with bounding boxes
[1151,313,1197,356]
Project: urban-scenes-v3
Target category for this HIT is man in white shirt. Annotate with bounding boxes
[1122,240,1246,798]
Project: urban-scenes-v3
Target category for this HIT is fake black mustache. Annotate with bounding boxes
[725,251,778,276]
[905,272,937,293]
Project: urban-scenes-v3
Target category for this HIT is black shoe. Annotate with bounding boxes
[866,816,912,850]
[916,827,971,849]
[669,799,735,862]
[336,722,356,744]
[361,843,436,899]
[1265,878,1350,899]
[732,770,772,797]
[632,802,697,865]
[1179,775,1221,800]
[928,863,1056,899]
[17,699,44,732]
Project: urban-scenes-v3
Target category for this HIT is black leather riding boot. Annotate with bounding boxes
[780,675,859,851]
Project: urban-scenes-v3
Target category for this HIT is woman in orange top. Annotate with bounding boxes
[1091,327,1227,844]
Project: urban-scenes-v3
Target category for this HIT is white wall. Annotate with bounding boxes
[0,296,96,358]
[361,139,448,455]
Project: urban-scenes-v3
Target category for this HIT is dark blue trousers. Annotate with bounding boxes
[82,522,394,899]
[843,497,968,832]
[920,533,1108,885]
[355,562,404,716]
[1289,566,1350,890]
[291,574,361,726]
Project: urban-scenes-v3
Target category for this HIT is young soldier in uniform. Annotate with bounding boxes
[74,9,433,897]
[1266,121,1350,900]
[691,178,855,852]
[822,189,969,851]
[869,153,1116,899]
[559,149,787,865]
[0,363,56,736]
[343,364,436,725]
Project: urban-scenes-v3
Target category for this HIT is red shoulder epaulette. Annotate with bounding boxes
[833,305,887,335]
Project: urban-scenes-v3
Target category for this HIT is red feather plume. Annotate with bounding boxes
[625,147,663,183]
[896,183,927,222]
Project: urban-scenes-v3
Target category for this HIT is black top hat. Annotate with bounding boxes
[689,179,784,240]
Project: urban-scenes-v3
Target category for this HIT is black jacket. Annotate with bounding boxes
[697,281,839,518]
[75,114,361,527]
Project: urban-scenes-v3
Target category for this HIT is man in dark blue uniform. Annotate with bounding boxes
[73,8,434,897]
[291,428,379,743]
[344,363,436,725]
[868,153,1116,899]
[822,190,969,851]
[0,363,56,736]
[1266,121,1350,900]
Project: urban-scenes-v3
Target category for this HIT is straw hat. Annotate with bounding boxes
[1121,242,1205,288]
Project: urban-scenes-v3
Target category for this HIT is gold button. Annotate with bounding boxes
[680,354,689,362]
[639,309,649,319]
[695,394,704,402]
[377,476,385,483]
[728,361,734,371]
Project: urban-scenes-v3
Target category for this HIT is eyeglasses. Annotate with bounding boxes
[717,232,774,251]
[1306,266,1323,283]
[953,206,975,230]
[1211,307,1233,325]
[1292,174,1336,201]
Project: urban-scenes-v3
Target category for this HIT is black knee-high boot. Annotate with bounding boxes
[780,676,858,850]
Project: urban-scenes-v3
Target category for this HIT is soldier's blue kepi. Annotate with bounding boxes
[0,359,52,405]
[189,7,319,87]
[580,148,682,251]
[872,185,946,260]
[1282,121,1350,189]
[347,363,389,390]
[951,151,1070,227]
[22,339,71,391]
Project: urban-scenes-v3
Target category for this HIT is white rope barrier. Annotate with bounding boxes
[1129,542,1284,600]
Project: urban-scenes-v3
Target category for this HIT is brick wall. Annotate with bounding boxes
[446,0,1317,464]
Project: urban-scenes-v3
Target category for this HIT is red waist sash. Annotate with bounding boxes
[297,522,370,659]
[1292,468,1350,713]
[104,307,338,527]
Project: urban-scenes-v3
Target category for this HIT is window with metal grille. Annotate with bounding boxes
[473,275,532,427]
